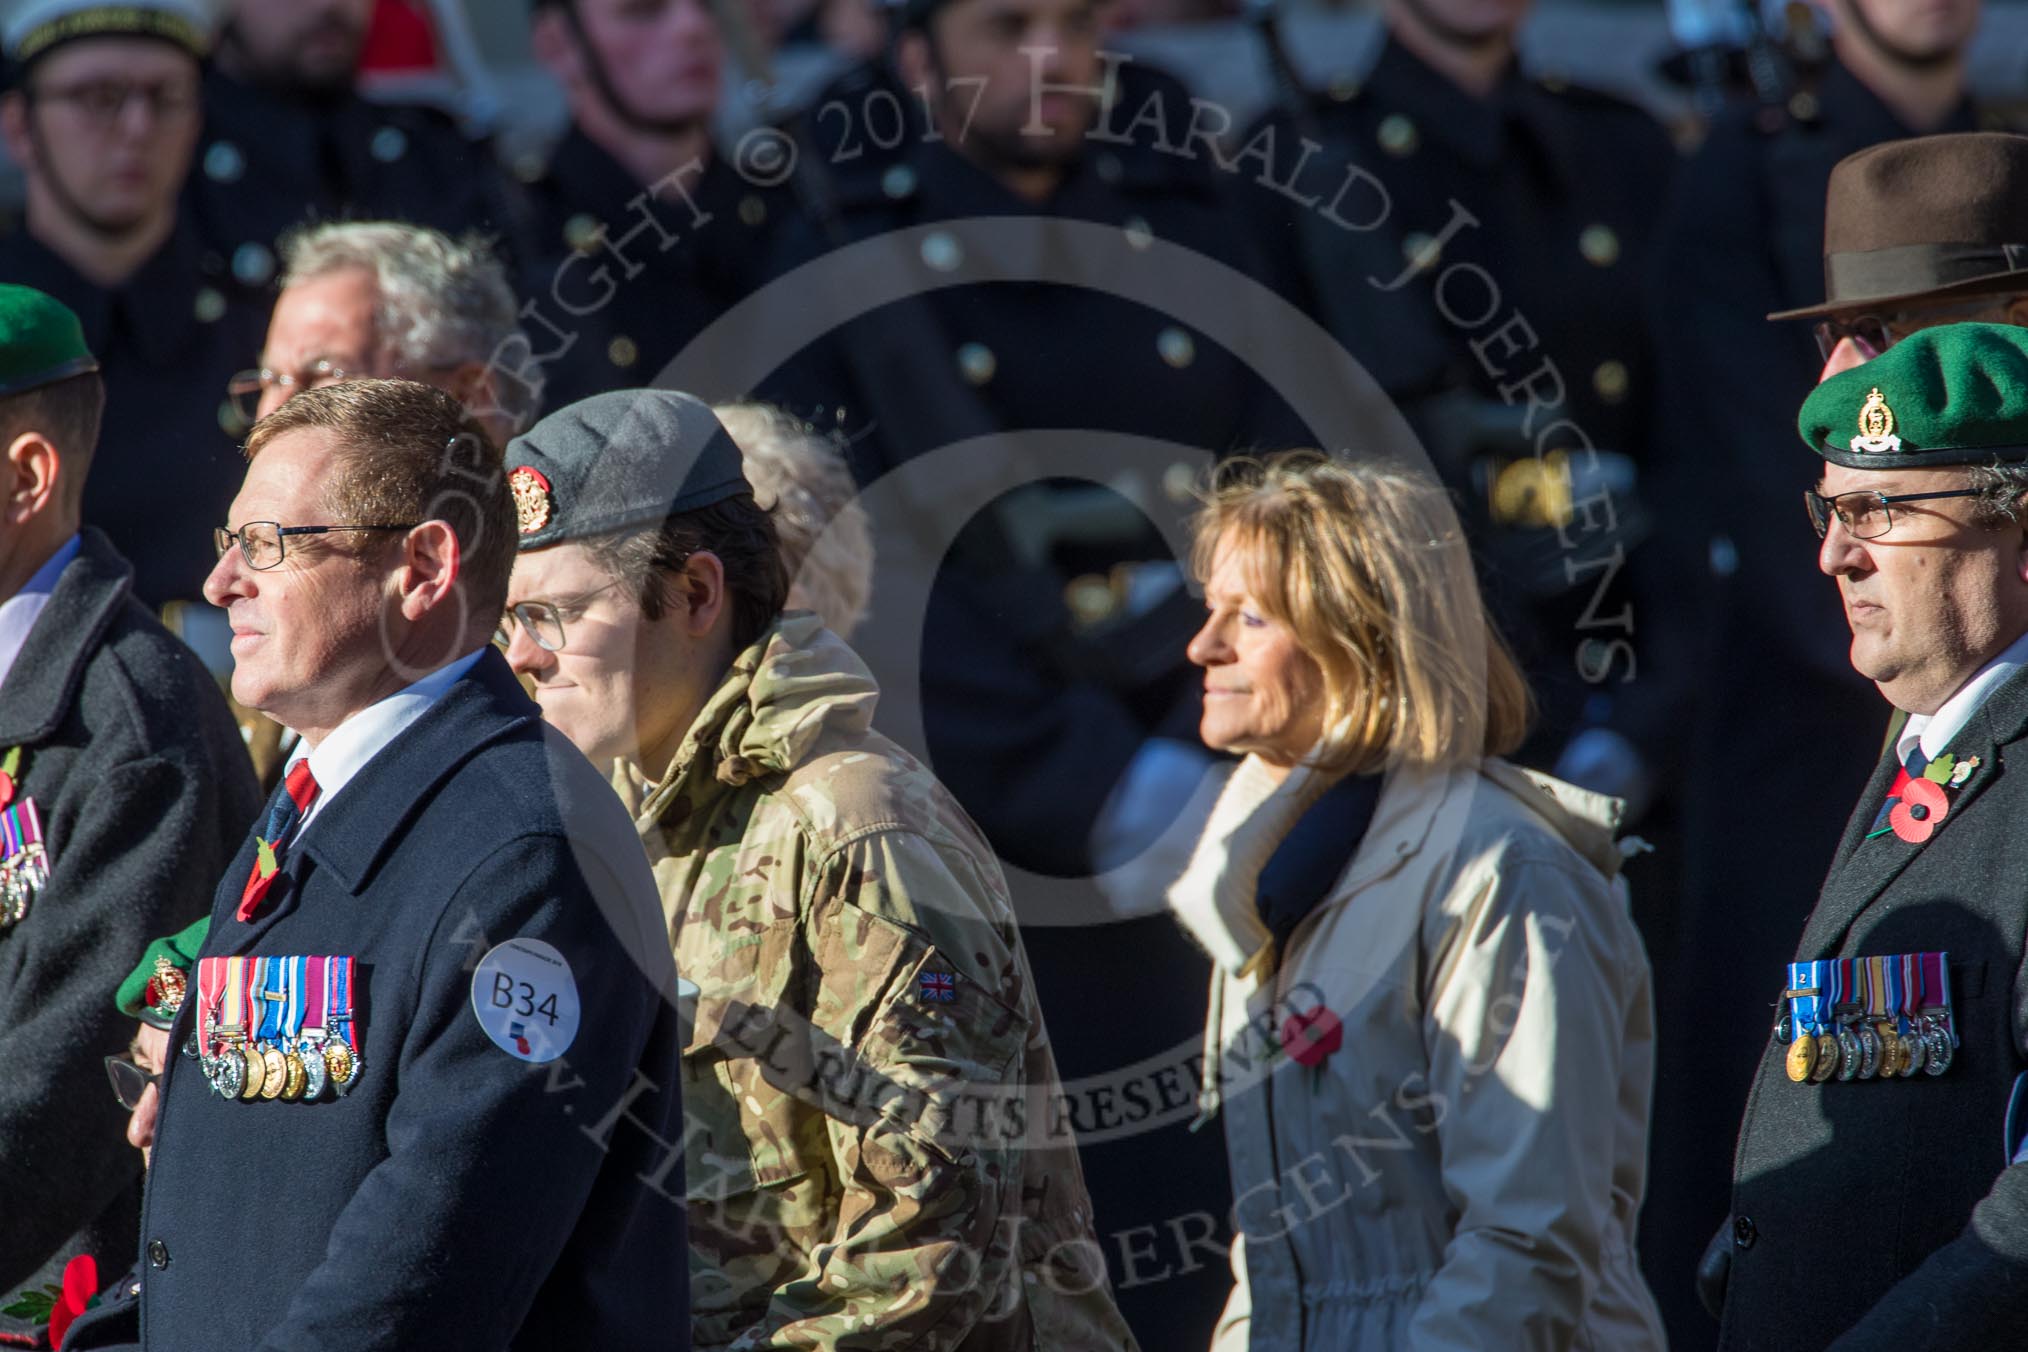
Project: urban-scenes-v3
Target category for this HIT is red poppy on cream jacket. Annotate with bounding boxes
[1167,753,1667,1352]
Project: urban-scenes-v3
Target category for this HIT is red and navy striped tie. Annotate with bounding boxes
[237,759,319,922]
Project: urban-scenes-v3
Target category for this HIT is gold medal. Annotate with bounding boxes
[323,1040,354,1090]
[281,1051,306,1101]
[1786,1032,1818,1082]
[259,1047,287,1100]
[1900,1026,1926,1077]
[239,1041,265,1099]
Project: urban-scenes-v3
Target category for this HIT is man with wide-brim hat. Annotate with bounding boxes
[1706,321,2028,1347]
[0,283,258,1343]
[1772,131,2028,376]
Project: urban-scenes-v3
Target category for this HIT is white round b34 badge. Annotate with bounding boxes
[470,939,581,1063]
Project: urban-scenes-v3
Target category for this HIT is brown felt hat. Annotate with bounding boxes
[1768,132,2028,322]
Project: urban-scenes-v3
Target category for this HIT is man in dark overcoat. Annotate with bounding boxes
[0,285,260,1345]
[1711,322,2028,1348]
[69,379,688,1351]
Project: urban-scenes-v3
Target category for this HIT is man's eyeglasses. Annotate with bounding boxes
[105,1055,160,1112]
[495,581,628,654]
[215,522,417,572]
[1804,487,1982,540]
[1812,298,2006,363]
[31,78,199,128]
[226,362,354,425]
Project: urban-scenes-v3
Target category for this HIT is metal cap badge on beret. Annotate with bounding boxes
[0,284,98,397]
[115,915,208,1030]
[2,0,213,67]
[1770,133,2028,323]
[505,389,753,549]
[1798,323,2028,469]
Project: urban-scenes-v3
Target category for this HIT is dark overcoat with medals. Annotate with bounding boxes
[0,531,259,1332]
[1718,660,2028,1349]
[112,652,689,1351]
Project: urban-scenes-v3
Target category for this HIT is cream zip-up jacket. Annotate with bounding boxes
[1168,754,1666,1352]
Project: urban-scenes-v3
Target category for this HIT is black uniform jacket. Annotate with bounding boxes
[0,224,267,608]
[128,649,687,1351]
[0,531,259,1314]
[1721,662,2028,1350]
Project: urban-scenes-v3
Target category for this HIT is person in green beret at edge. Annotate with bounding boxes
[0,286,259,1347]
[1707,322,2028,1349]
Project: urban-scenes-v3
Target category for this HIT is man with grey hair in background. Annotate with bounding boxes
[230,220,538,450]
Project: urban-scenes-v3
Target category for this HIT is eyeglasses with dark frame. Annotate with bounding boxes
[214,522,418,572]
[495,580,629,654]
[105,1054,160,1112]
[1811,297,2007,363]
[1803,487,1983,540]
[30,78,200,128]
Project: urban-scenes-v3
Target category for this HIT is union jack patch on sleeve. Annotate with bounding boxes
[918,971,957,1003]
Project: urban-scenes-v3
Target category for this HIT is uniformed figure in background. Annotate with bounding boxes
[1643,0,1991,1320]
[516,0,790,410]
[500,389,1134,1350]
[124,379,686,1350]
[189,0,512,296]
[0,287,258,1342]
[752,0,1307,1336]
[0,0,267,611]
[1237,0,1676,781]
[1708,324,2028,1348]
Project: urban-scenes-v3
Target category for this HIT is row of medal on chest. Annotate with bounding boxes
[187,954,364,1104]
[1776,952,1959,1084]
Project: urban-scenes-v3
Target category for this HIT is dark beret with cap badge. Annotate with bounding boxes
[1798,322,2028,470]
[504,390,757,549]
[0,283,98,395]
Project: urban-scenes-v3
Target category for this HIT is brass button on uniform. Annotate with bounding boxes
[369,125,409,163]
[1123,216,1153,251]
[921,231,962,272]
[1788,90,1819,122]
[1327,75,1361,103]
[1401,231,1440,271]
[881,164,917,200]
[232,242,275,287]
[1066,574,1119,627]
[1593,359,1630,403]
[1156,327,1196,369]
[203,140,244,183]
[564,213,602,254]
[1378,114,1419,157]
[193,287,226,325]
[738,194,767,226]
[957,342,996,385]
[607,336,639,369]
[1163,461,1198,504]
[1579,224,1620,268]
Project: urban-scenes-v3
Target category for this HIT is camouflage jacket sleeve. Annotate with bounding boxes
[736,825,1036,1350]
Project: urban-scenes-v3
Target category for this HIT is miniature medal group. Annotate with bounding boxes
[193,954,362,1103]
[1778,952,1958,1084]
[0,747,50,929]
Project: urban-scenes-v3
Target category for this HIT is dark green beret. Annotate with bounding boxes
[506,390,753,549]
[115,915,209,1030]
[1799,322,2028,470]
[0,285,98,397]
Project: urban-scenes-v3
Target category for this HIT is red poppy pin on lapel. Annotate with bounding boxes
[1889,754,1980,844]
[1281,1006,1344,1068]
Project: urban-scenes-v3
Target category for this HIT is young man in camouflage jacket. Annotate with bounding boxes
[502,389,1136,1351]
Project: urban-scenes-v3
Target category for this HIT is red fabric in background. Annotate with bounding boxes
[360,0,440,74]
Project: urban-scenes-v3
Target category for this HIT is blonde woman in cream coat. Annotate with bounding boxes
[1168,453,1666,1352]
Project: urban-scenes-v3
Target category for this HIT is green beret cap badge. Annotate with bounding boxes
[1852,387,1903,456]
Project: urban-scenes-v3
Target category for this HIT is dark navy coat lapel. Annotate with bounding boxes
[1801,665,2028,958]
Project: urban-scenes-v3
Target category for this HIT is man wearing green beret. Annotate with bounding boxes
[0,285,259,1341]
[1711,322,2028,1348]
[500,390,1136,1351]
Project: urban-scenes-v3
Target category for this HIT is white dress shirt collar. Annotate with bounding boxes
[0,534,79,696]
[1896,627,2028,766]
[287,648,485,832]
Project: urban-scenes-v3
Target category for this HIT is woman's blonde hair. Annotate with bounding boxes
[1190,451,1532,774]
